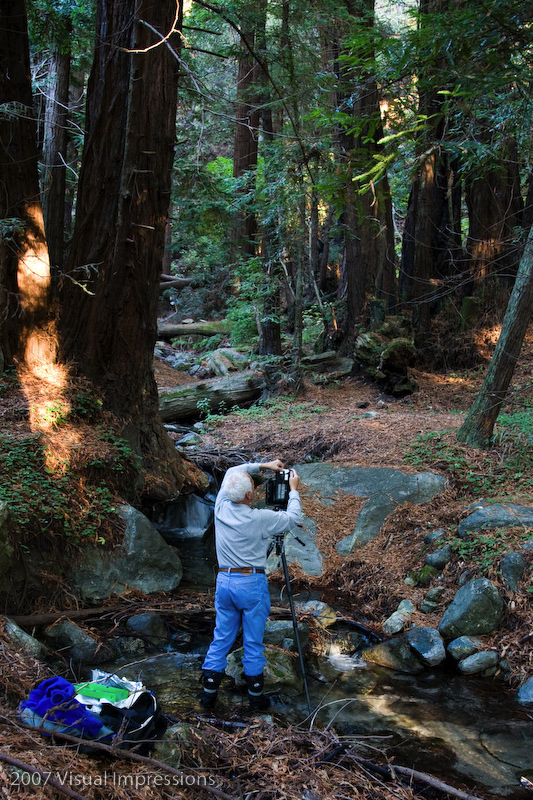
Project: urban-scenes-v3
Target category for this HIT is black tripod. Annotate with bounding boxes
[271,532,312,714]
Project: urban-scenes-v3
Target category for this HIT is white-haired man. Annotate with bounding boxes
[201,459,302,710]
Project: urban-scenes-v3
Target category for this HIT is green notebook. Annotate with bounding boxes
[74,682,130,703]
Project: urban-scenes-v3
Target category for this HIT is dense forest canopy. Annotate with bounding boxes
[0,0,532,512]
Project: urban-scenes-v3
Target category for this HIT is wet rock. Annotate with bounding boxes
[126,612,168,648]
[517,676,533,706]
[447,636,482,661]
[425,543,453,571]
[457,651,499,675]
[361,637,425,674]
[72,505,183,602]
[404,627,446,667]
[458,502,533,538]
[383,599,415,635]
[43,619,116,664]
[438,578,504,640]
[226,646,303,694]
[500,552,526,591]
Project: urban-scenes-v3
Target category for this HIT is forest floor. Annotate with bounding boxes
[0,327,532,800]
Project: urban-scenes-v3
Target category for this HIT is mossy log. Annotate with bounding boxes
[158,370,265,421]
[157,320,231,340]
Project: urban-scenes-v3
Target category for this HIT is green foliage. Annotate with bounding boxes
[0,434,117,543]
[449,528,531,575]
[405,430,533,497]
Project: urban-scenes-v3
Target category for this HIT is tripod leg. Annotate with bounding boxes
[280,549,312,714]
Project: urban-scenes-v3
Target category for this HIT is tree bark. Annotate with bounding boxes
[59,0,203,500]
[41,41,71,275]
[0,0,55,368]
[457,225,533,447]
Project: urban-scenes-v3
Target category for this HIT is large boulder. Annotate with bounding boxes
[438,578,504,640]
[71,505,183,602]
[293,463,446,555]
[361,637,425,674]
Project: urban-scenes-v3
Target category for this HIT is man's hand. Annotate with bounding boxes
[289,468,300,491]
[261,459,284,471]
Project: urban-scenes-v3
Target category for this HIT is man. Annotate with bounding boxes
[201,459,302,710]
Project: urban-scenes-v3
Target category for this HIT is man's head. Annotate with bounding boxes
[222,470,254,504]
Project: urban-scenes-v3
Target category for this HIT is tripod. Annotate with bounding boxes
[272,532,312,714]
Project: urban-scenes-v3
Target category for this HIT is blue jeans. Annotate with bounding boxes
[202,572,270,676]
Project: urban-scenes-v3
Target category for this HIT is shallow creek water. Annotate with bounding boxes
[98,593,532,800]
[130,499,533,798]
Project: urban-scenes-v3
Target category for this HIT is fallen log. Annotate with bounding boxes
[157,319,231,339]
[159,274,193,290]
[159,370,265,422]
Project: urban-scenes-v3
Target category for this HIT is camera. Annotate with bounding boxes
[265,469,291,510]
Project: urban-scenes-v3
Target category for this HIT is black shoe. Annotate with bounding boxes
[248,692,271,711]
[199,669,224,710]
[200,690,218,709]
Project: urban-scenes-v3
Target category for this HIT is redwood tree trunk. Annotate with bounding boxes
[42,42,71,275]
[59,0,203,500]
[0,0,55,368]
[231,19,260,260]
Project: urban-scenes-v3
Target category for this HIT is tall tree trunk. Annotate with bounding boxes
[0,0,55,369]
[59,0,203,501]
[464,136,523,292]
[336,0,397,348]
[41,41,71,276]
[457,224,533,448]
[231,18,260,260]
[399,0,462,348]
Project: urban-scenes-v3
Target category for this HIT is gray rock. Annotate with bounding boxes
[382,599,415,636]
[517,676,533,706]
[404,627,446,666]
[458,503,533,538]
[126,612,168,647]
[72,504,183,602]
[263,619,309,649]
[438,578,504,640]
[457,651,499,675]
[43,619,115,664]
[176,432,203,447]
[423,528,445,544]
[420,586,446,614]
[500,552,526,591]
[361,637,425,674]
[425,543,453,570]
[521,539,533,552]
[293,463,446,555]
[5,617,48,659]
[447,636,482,661]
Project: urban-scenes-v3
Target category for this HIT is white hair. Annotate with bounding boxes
[222,470,253,503]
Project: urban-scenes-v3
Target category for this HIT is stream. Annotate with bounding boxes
[99,490,533,799]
